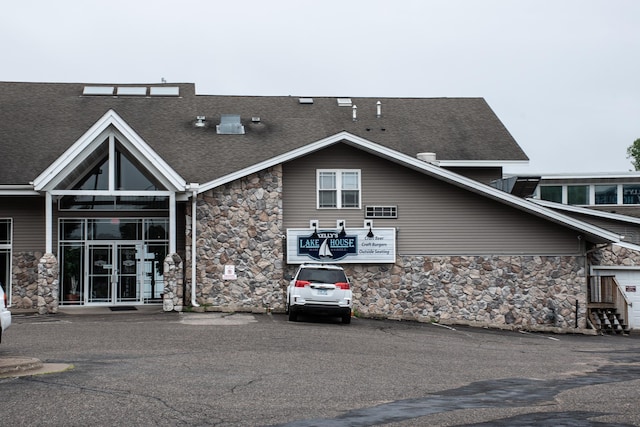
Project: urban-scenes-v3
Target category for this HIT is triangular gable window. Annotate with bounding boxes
[56,135,170,211]
[68,138,164,191]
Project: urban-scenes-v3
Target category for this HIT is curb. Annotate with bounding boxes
[0,357,43,375]
[0,357,72,378]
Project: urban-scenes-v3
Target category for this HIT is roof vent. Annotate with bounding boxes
[299,97,314,104]
[337,98,352,107]
[251,117,261,123]
[194,116,206,128]
[216,114,245,135]
[376,101,382,118]
[417,152,439,165]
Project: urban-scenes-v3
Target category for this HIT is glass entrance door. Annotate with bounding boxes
[86,242,141,305]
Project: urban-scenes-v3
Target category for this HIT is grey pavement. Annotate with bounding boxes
[1,308,640,426]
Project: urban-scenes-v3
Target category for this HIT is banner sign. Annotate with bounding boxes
[287,228,396,264]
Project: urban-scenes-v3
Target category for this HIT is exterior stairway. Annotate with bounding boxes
[588,307,629,335]
[588,275,631,335]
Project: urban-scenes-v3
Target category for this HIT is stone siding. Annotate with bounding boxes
[10,251,41,309]
[340,255,587,332]
[589,243,640,267]
[188,166,284,312]
[37,253,59,314]
[9,251,58,313]
[163,253,184,312]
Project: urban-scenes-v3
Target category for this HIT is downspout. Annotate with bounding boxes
[189,184,200,307]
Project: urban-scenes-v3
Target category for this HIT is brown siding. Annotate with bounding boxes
[0,196,46,252]
[283,144,582,255]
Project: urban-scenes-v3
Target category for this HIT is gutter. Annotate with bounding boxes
[188,184,200,307]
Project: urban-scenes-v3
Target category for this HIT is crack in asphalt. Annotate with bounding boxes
[270,362,640,427]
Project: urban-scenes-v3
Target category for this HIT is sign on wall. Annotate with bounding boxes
[286,227,396,264]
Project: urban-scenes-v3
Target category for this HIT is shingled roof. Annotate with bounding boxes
[0,82,528,186]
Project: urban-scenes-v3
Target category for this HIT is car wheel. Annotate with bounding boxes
[288,310,297,322]
[342,313,351,324]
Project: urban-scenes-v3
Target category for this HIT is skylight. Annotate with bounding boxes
[337,98,352,107]
[117,87,147,96]
[149,87,180,97]
[83,86,115,96]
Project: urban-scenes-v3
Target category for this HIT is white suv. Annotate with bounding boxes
[0,285,11,343]
[286,263,353,324]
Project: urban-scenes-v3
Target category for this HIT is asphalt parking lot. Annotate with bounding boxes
[1,308,640,426]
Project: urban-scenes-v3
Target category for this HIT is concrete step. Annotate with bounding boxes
[0,357,71,378]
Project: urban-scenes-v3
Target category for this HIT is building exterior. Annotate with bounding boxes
[0,82,632,333]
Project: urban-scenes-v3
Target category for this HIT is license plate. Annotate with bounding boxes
[317,289,328,295]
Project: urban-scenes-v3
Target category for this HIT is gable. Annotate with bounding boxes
[33,110,185,193]
[283,144,589,254]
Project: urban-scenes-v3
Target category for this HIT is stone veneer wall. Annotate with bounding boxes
[9,251,58,313]
[338,255,588,332]
[37,253,58,314]
[188,166,284,312]
[163,253,184,312]
[589,243,640,267]
[10,251,41,309]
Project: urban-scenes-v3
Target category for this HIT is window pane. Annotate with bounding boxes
[145,219,169,240]
[319,190,336,208]
[540,186,562,203]
[60,195,115,210]
[623,185,640,205]
[567,185,588,205]
[319,172,336,190]
[73,158,109,190]
[341,172,359,190]
[116,142,163,191]
[60,220,85,241]
[595,185,617,205]
[0,220,10,244]
[115,196,169,210]
[342,190,359,208]
[89,219,141,240]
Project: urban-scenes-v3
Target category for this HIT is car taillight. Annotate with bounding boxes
[2,292,7,308]
[295,280,310,288]
[334,282,350,290]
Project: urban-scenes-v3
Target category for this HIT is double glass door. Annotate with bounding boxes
[87,242,140,304]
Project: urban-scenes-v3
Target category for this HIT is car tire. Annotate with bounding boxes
[288,310,297,322]
[342,314,351,324]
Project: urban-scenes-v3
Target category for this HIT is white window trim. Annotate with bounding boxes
[316,169,362,209]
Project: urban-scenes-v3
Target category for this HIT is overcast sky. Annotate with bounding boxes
[2,0,638,175]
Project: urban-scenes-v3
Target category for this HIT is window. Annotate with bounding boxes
[366,206,397,218]
[567,185,588,205]
[595,185,617,205]
[623,184,640,205]
[0,219,11,303]
[317,170,361,209]
[540,186,562,203]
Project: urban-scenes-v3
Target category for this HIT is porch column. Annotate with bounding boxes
[45,191,53,253]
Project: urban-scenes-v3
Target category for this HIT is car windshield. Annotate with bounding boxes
[298,268,346,284]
